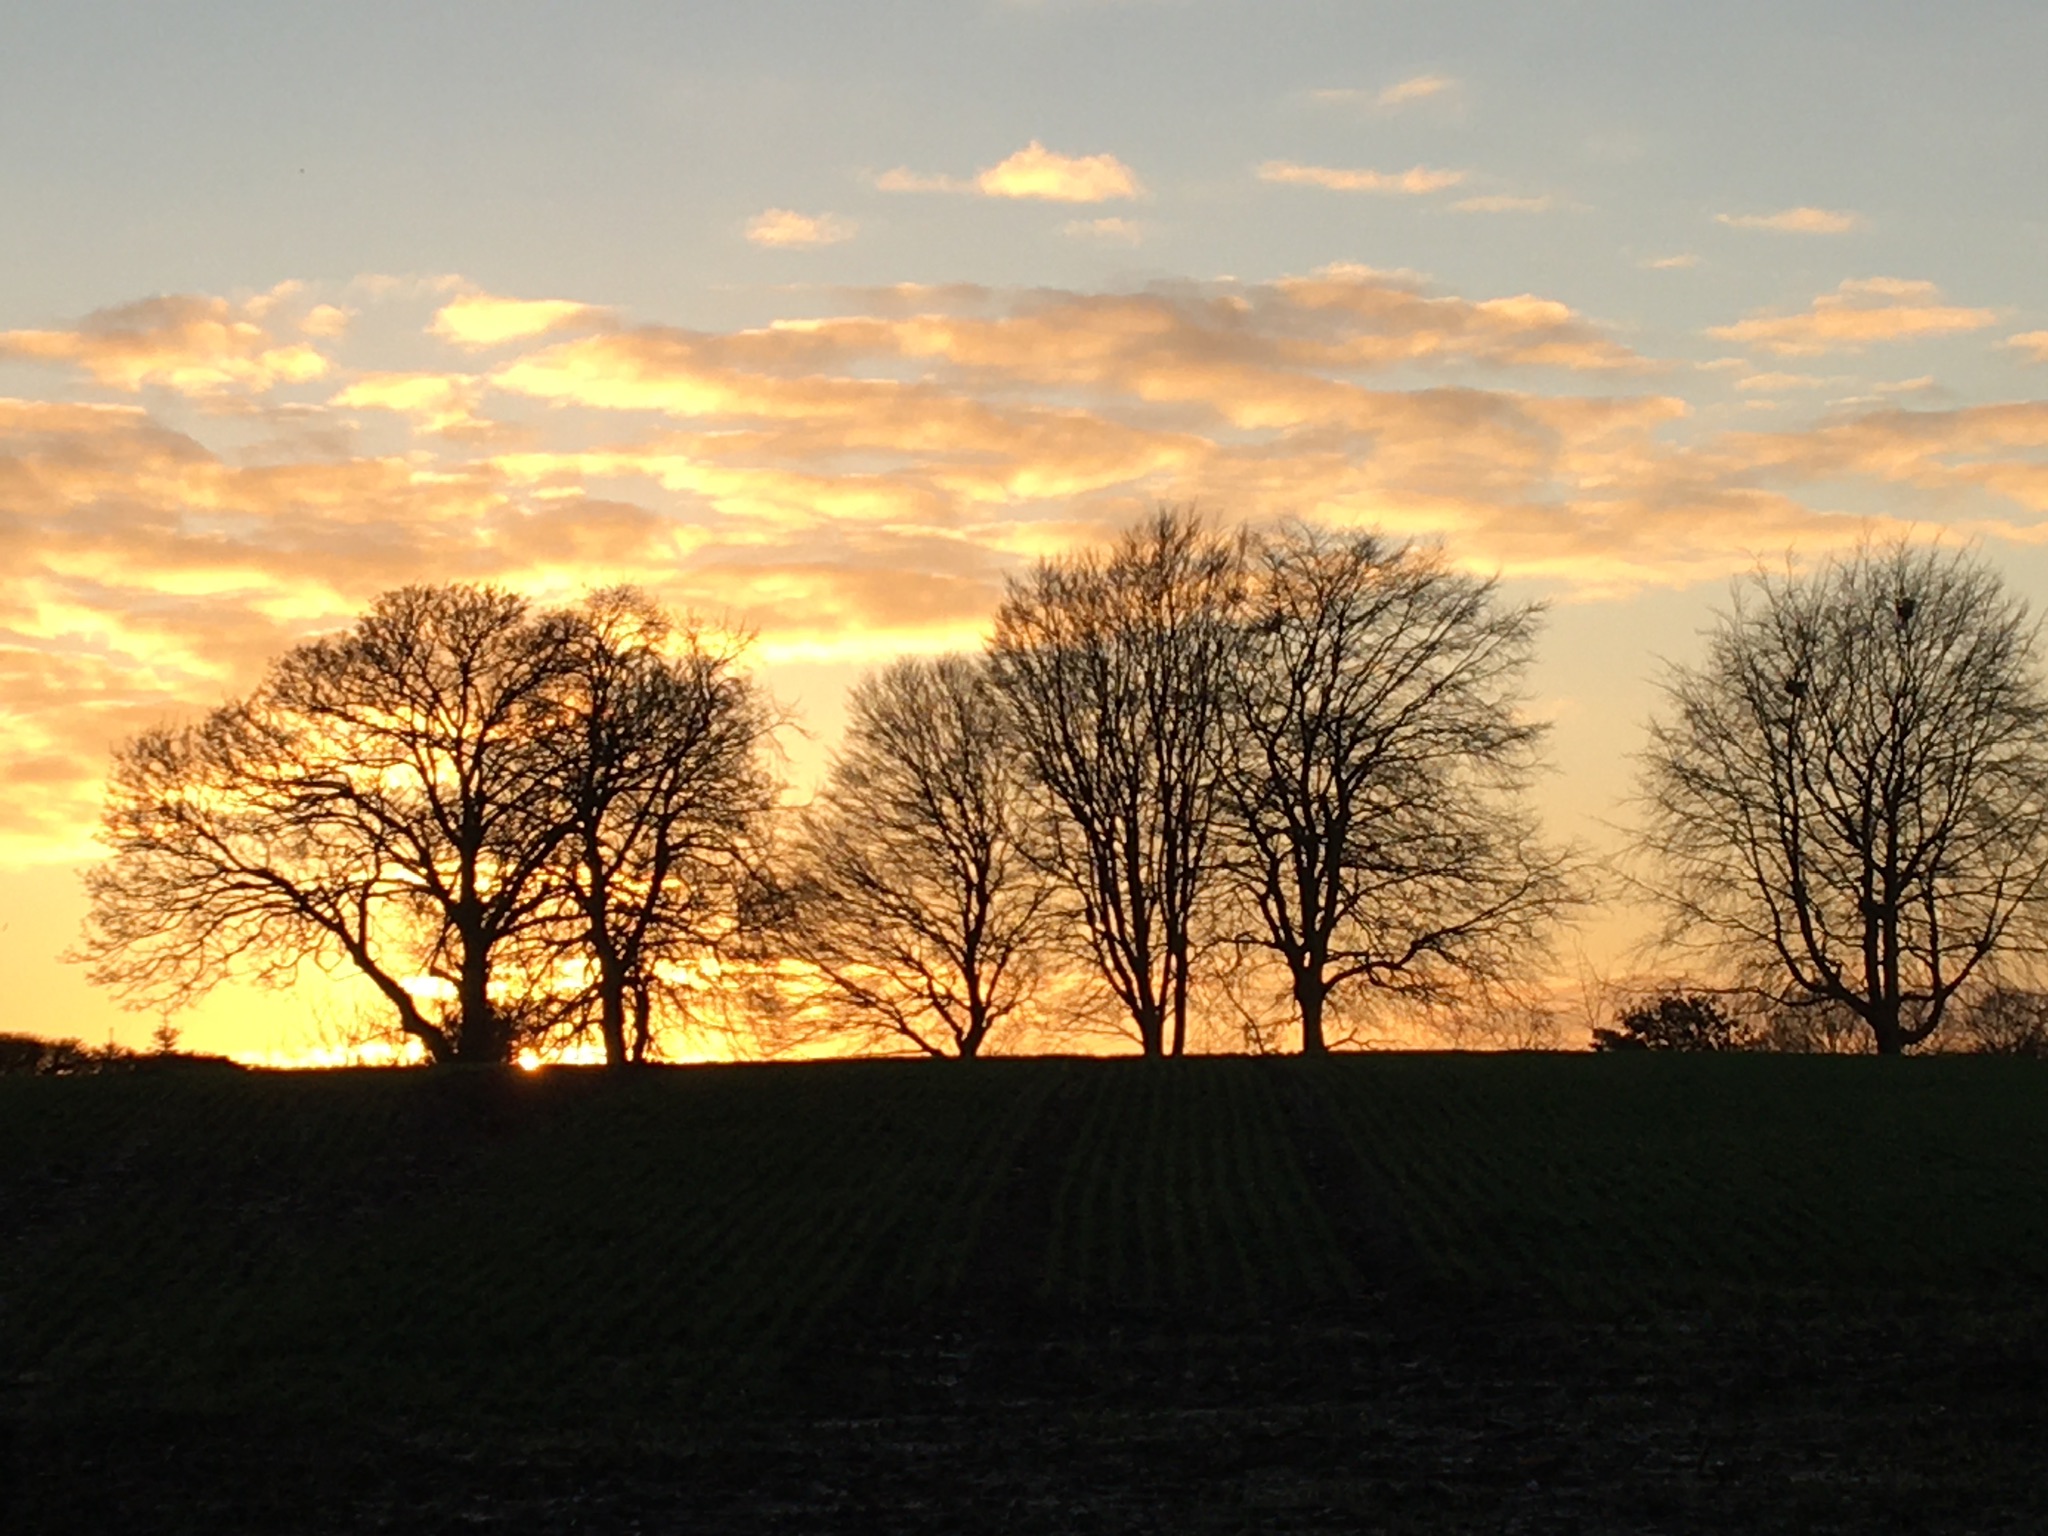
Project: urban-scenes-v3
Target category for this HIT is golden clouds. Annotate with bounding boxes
[331,372,486,436]
[0,294,330,394]
[878,141,1144,202]
[486,268,1645,447]
[1259,162,1465,195]
[1710,279,1999,356]
[1728,402,2048,518]
[5,267,2048,871]
[1715,207,1864,234]
[746,209,858,248]
[429,293,611,348]
[978,142,1143,201]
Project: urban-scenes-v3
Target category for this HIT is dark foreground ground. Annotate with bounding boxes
[4,1055,2046,1533]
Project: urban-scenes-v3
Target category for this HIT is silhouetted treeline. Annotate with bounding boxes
[74,515,2048,1062]
[0,1031,244,1076]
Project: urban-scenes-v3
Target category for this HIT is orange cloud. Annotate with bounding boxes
[0,294,331,394]
[878,141,1143,202]
[873,167,969,194]
[746,209,858,248]
[1258,161,1465,194]
[976,141,1142,201]
[1709,278,1998,356]
[430,292,611,348]
[1725,402,2048,520]
[2008,331,2048,363]
[1378,73,1455,108]
[1715,206,1863,234]
[300,304,354,339]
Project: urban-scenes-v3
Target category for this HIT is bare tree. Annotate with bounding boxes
[1221,526,1572,1053]
[989,507,1243,1056]
[79,585,575,1064]
[780,654,1051,1058]
[542,591,778,1067]
[1951,985,2048,1057]
[1637,543,2048,1054]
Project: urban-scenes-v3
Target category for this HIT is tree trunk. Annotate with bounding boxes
[1294,967,1329,1056]
[1136,997,1166,1057]
[597,962,630,1069]
[629,986,652,1065]
[454,933,503,1064]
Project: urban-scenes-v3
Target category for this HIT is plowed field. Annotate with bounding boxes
[5,1055,2046,1532]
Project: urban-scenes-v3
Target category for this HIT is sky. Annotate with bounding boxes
[5,0,2048,1059]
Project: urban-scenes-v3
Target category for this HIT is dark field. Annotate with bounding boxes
[4,1055,2046,1533]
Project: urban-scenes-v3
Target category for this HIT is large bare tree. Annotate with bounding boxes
[542,591,778,1067]
[80,585,576,1064]
[1222,526,1572,1052]
[781,654,1051,1058]
[989,507,1243,1056]
[1637,543,2048,1054]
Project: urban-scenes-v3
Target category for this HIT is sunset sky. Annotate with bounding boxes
[6,1,2048,1058]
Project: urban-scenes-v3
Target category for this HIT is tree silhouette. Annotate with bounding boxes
[990,508,1242,1056]
[1590,993,1748,1051]
[779,654,1052,1057]
[1637,544,2048,1054]
[541,591,778,1067]
[1220,526,1571,1052]
[81,586,574,1063]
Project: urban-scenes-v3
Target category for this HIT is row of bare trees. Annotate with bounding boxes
[79,511,1570,1062]
[771,510,1572,1057]
[76,512,2048,1061]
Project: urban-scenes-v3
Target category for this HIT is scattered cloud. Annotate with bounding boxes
[1309,74,1458,113]
[1735,372,1832,392]
[2007,331,2048,363]
[8,268,2048,869]
[1454,195,1554,214]
[1258,162,1465,195]
[873,167,969,194]
[877,141,1143,202]
[1378,73,1456,109]
[1062,217,1145,245]
[1643,254,1699,270]
[0,292,332,394]
[1709,277,1999,356]
[300,304,354,339]
[429,293,612,349]
[745,209,858,248]
[330,372,489,436]
[1715,206,1864,234]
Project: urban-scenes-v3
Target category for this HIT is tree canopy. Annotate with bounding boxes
[1636,543,2048,1054]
